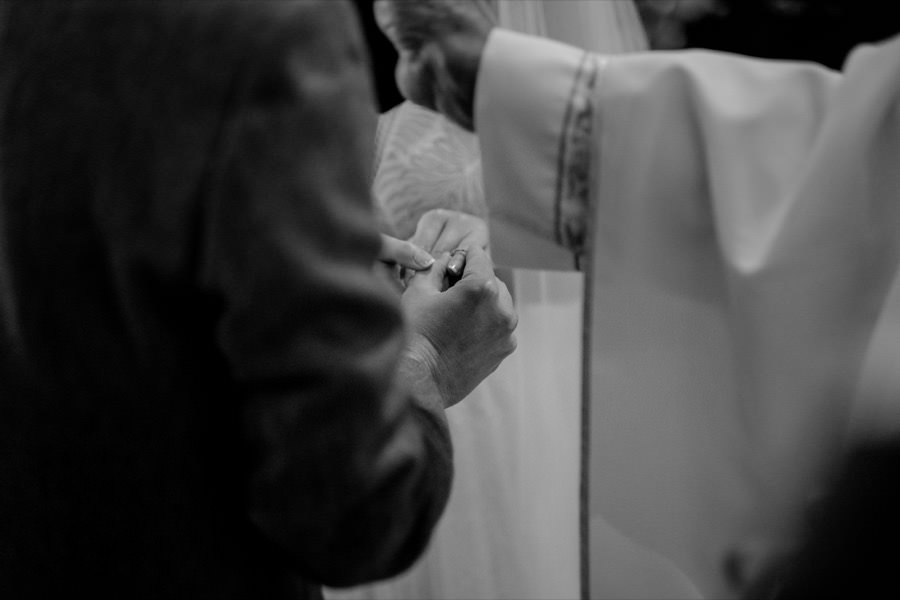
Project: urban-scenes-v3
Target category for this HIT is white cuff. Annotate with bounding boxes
[476,29,593,270]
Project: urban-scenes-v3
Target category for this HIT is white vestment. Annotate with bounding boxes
[328,2,688,600]
[477,28,900,599]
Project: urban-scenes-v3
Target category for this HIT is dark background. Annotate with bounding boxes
[670,0,900,69]
[352,0,403,112]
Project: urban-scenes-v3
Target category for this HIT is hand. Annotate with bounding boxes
[374,0,495,131]
[377,234,437,292]
[402,246,517,408]
[409,209,489,277]
[379,233,436,270]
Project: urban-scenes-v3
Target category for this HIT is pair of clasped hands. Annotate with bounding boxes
[373,1,513,410]
[380,209,516,409]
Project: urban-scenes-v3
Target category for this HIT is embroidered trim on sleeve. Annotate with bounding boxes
[554,53,601,265]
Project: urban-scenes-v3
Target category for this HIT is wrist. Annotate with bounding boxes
[401,335,461,410]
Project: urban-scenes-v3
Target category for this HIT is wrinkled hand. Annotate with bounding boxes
[374,0,495,131]
[409,209,489,277]
[402,247,517,408]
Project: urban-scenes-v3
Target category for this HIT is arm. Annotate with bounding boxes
[200,2,451,586]
[379,3,900,590]
[475,30,843,269]
[374,1,844,268]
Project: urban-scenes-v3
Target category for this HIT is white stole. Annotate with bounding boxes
[476,26,900,598]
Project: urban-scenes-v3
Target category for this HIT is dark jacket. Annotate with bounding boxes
[0,1,452,598]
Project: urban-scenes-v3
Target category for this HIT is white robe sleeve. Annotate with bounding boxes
[476,29,596,270]
[477,28,900,597]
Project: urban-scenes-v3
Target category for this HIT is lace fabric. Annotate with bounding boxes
[373,103,486,239]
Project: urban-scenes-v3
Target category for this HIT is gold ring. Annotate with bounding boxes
[450,248,468,257]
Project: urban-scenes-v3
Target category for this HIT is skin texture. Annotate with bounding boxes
[402,246,517,408]
[408,209,490,276]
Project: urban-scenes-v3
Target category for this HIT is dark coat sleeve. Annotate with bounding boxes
[0,0,451,592]
[192,1,454,586]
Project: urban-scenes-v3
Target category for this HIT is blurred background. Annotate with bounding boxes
[353,0,900,112]
[636,0,900,66]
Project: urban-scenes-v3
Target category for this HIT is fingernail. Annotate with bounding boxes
[414,249,435,269]
[448,259,462,275]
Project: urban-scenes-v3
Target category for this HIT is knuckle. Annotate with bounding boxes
[503,310,518,332]
[480,278,499,299]
[460,281,480,299]
[461,279,492,302]
[505,334,518,355]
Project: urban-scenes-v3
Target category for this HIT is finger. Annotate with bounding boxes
[376,2,448,111]
[458,245,494,280]
[447,251,466,277]
[430,215,489,256]
[430,224,468,256]
[406,252,451,293]
[433,230,485,258]
[375,0,433,52]
[379,234,435,270]
[396,54,433,110]
[373,1,398,46]
[409,210,448,254]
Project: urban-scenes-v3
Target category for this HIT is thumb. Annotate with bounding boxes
[406,252,451,293]
[459,245,493,280]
